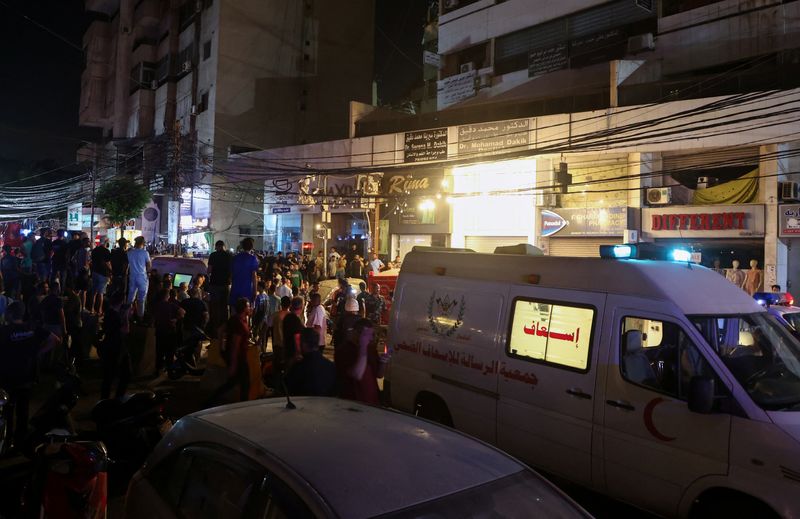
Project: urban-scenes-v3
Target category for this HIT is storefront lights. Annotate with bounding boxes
[418,199,436,211]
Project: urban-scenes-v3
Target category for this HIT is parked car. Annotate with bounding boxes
[125,397,590,518]
[753,291,800,332]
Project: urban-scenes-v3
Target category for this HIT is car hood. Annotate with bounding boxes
[768,411,800,443]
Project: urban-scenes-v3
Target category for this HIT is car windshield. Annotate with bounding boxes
[690,313,800,410]
[780,311,800,332]
[375,470,586,519]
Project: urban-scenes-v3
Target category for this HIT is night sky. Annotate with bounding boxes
[0,0,428,168]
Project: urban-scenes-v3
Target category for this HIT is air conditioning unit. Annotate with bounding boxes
[538,193,558,207]
[477,73,492,88]
[459,62,475,74]
[181,60,192,73]
[780,181,800,202]
[646,187,672,205]
[627,33,654,54]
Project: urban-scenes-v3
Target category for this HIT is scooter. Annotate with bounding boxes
[167,325,207,380]
[23,363,81,457]
[20,434,108,519]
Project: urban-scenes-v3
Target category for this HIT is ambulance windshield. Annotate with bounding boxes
[690,313,800,411]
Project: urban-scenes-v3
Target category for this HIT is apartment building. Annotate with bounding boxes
[79,0,374,248]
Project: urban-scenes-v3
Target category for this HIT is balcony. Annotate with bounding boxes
[134,0,161,30]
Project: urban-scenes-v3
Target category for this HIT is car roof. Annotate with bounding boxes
[402,250,763,315]
[184,398,527,518]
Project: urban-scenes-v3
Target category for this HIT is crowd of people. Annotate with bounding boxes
[0,230,396,452]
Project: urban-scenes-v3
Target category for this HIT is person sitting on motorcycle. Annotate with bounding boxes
[0,301,60,451]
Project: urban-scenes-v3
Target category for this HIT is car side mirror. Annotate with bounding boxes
[688,376,715,414]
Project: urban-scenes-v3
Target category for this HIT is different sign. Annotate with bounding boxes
[779,204,800,237]
[540,207,630,237]
[457,119,530,156]
[67,203,82,231]
[642,205,765,238]
[404,128,448,163]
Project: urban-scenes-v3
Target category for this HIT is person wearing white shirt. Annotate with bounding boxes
[305,292,327,349]
[276,278,293,299]
[369,252,385,275]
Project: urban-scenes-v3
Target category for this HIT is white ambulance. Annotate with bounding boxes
[387,245,800,518]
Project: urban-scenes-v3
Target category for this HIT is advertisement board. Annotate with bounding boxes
[167,200,180,245]
[779,204,800,237]
[67,203,82,231]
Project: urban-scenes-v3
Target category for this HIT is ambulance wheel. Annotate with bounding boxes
[414,394,453,427]
[691,490,777,519]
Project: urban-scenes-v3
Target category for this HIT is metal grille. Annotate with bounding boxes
[548,237,622,257]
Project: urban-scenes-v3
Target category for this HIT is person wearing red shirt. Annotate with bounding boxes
[205,297,252,406]
[335,318,390,405]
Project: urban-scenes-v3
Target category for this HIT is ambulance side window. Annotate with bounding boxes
[507,298,595,371]
[620,317,714,399]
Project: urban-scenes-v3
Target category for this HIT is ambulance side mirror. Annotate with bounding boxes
[688,377,715,414]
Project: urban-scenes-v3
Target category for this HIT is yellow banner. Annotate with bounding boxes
[692,169,758,205]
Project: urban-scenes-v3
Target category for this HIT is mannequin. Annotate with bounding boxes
[726,259,746,288]
[744,259,763,296]
[711,258,725,276]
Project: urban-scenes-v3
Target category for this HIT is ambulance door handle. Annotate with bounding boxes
[605,399,635,411]
[566,388,592,400]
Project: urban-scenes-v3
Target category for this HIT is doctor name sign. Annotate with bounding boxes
[642,205,764,238]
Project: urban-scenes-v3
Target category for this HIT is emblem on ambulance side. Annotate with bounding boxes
[427,292,465,337]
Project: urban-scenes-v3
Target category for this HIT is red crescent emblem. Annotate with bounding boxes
[643,397,676,442]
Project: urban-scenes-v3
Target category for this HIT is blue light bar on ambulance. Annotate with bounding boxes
[670,249,692,262]
[599,244,637,259]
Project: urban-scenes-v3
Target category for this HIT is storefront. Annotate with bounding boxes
[382,168,450,261]
[449,159,538,253]
[642,204,766,285]
[539,206,633,257]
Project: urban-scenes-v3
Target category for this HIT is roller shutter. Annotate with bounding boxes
[548,237,622,257]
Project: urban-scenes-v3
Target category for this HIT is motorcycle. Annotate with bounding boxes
[20,434,108,519]
[23,363,81,458]
[90,390,172,494]
[167,325,207,380]
[0,388,10,457]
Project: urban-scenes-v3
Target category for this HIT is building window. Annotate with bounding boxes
[155,53,171,82]
[177,44,194,75]
[198,91,209,113]
[130,61,156,93]
[442,42,490,79]
[203,40,211,60]
[178,1,196,30]
[507,299,594,371]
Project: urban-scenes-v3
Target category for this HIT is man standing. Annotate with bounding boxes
[207,240,232,334]
[32,229,51,282]
[100,291,131,399]
[276,277,293,299]
[363,283,386,325]
[90,238,112,315]
[0,301,60,449]
[328,247,340,278]
[368,252,385,275]
[109,237,129,298]
[1,245,21,298]
[50,230,67,286]
[334,318,389,405]
[305,292,328,351]
[20,234,34,273]
[229,238,259,312]
[126,236,151,320]
[153,289,184,377]
[282,297,306,371]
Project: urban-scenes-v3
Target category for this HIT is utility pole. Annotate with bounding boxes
[172,119,183,257]
[90,152,97,244]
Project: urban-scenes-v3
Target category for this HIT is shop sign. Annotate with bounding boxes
[141,202,159,243]
[642,205,765,238]
[167,201,180,245]
[528,43,569,78]
[271,206,291,214]
[423,50,440,68]
[404,128,448,163]
[382,170,444,197]
[437,71,476,110]
[540,207,629,238]
[779,204,800,237]
[457,119,530,156]
[67,203,82,231]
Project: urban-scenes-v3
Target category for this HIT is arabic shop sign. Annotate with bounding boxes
[540,207,630,238]
[642,205,765,238]
[457,118,530,157]
[508,300,593,370]
[780,204,800,237]
[404,128,448,163]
